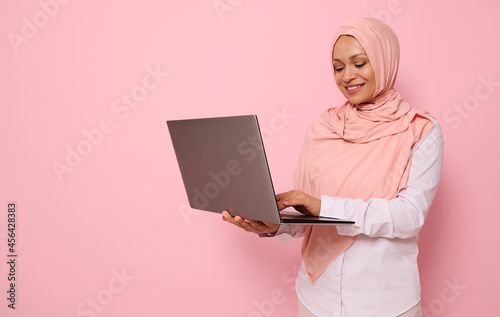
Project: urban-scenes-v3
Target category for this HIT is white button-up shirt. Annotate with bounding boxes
[268,121,444,316]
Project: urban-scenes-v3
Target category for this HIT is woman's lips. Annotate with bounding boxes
[344,83,365,95]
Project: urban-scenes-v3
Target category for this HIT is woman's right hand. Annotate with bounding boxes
[221,211,280,235]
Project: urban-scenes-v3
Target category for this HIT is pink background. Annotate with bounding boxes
[1,0,499,316]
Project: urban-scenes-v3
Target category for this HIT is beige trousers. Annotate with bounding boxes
[298,299,422,317]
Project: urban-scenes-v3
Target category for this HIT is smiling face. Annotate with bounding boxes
[332,35,376,105]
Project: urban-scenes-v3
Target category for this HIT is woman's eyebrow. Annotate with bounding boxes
[332,53,367,62]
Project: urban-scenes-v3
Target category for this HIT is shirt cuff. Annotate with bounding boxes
[320,195,358,236]
[259,224,293,241]
[320,195,342,218]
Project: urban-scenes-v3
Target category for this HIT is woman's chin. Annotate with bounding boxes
[341,86,373,105]
[346,95,368,105]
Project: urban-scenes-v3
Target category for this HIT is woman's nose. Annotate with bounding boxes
[342,66,357,82]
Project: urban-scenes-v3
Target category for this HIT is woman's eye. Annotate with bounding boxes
[334,67,344,72]
[355,63,366,68]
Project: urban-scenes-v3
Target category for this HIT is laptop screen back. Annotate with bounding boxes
[167,115,282,224]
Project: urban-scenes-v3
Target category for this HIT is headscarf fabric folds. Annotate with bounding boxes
[296,17,434,283]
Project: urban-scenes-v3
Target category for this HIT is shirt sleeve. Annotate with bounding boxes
[320,121,444,239]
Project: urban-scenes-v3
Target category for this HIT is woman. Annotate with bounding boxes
[222,17,443,317]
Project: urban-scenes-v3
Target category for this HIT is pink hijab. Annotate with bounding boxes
[296,17,434,283]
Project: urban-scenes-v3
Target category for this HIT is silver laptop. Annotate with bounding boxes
[167,115,354,225]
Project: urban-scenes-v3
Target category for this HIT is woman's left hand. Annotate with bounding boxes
[276,190,321,217]
[221,211,280,235]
